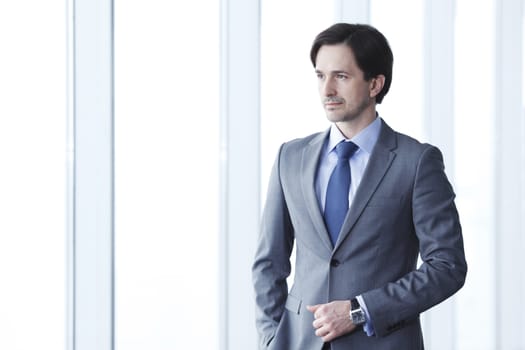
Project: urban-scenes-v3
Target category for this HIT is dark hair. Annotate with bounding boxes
[310,23,393,104]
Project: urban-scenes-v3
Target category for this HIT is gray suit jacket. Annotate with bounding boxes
[252,120,467,350]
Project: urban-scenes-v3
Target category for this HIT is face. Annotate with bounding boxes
[315,44,377,124]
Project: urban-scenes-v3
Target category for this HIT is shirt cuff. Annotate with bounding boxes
[356,295,375,336]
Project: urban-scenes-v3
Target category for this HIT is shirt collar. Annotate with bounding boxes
[327,116,382,155]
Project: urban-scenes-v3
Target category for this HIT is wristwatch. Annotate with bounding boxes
[350,298,366,326]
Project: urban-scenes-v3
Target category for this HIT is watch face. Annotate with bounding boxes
[351,309,366,325]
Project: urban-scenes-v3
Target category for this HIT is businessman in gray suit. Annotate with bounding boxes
[252,23,467,350]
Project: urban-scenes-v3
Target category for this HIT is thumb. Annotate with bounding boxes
[306,304,320,313]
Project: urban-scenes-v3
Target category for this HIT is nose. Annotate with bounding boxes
[321,77,336,97]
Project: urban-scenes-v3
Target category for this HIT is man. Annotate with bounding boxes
[252,23,467,350]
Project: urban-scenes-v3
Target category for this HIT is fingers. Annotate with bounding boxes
[307,303,326,324]
[307,303,326,319]
[306,301,355,342]
[306,304,320,313]
[313,324,335,343]
[308,304,332,342]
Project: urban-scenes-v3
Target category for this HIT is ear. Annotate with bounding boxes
[369,75,386,99]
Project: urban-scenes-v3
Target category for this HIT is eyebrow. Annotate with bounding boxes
[315,69,350,75]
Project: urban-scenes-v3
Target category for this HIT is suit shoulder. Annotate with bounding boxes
[393,130,440,158]
[379,120,438,159]
[280,131,326,154]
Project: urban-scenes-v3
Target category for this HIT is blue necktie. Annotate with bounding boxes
[324,141,358,246]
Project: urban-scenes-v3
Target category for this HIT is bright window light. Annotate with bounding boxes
[114,1,220,349]
[370,0,424,140]
[0,2,66,349]
[454,0,496,348]
[261,0,336,202]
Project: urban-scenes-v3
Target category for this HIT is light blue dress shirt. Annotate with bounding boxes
[315,116,382,336]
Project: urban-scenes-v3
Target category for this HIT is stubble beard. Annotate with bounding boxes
[325,98,371,124]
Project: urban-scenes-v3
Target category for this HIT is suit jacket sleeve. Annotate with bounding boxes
[362,145,467,337]
[252,144,294,347]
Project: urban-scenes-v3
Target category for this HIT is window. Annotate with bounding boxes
[114,2,220,349]
[370,0,424,140]
[454,0,496,348]
[261,0,336,200]
[0,2,66,349]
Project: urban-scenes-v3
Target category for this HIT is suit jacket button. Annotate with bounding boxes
[330,259,340,267]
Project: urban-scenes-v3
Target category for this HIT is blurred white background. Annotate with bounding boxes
[0,0,523,349]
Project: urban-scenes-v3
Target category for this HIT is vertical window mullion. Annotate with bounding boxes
[69,0,114,349]
[220,0,260,349]
[422,0,456,347]
[494,0,524,348]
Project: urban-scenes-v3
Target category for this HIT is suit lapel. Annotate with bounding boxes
[334,120,398,251]
[300,129,334,252]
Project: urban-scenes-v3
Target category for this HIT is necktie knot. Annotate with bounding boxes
[335,141,358,161]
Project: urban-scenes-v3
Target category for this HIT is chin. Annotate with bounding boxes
[325,113,344,123]
[326,113,353,123]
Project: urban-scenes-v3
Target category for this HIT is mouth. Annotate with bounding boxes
[324,98,344,109]
[324,102,343,109]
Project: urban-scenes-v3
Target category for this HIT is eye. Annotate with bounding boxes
[316,72,325,80]
[336,73,348,80]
